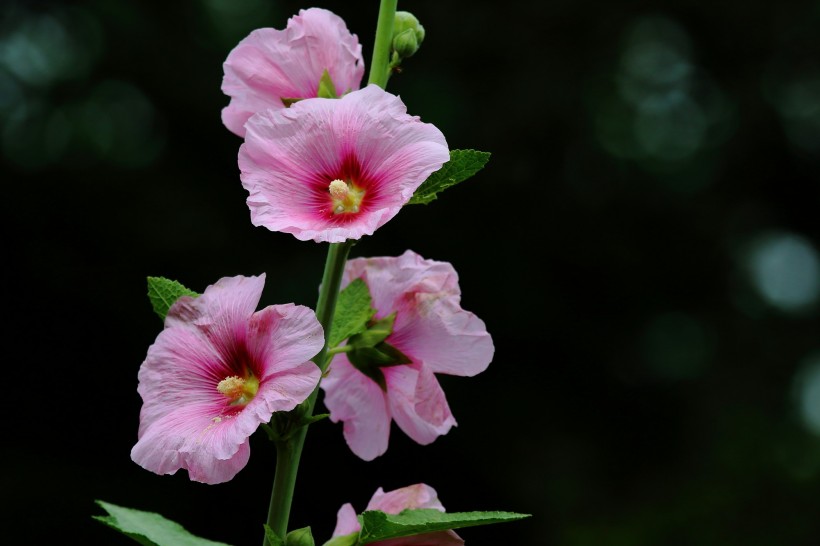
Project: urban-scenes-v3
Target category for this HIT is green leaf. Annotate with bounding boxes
[285,526,315,546]
[408,149,491,205]
[358,509,530,544]
[93,500,233,546]
[328,279,376,348]
[321,532,358,546]
[264,525,285,546]
[147,277,198,321]
[348,342,412,391]
[317,69,338,99]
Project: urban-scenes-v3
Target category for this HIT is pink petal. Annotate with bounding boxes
[332,503,361,537]
[239,85,448,243]
[366,484,445,513]
[396,295,494,377]
[321,355,391,460]
[246,303,324,377]
[384,364,456,445]
[221,8,364,137]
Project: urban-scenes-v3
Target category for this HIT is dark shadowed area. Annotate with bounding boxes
[4,0,820,544]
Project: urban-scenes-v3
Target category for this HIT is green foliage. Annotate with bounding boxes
[358,509,530,544]
[328,279,376,348]
[147,277,198,321]
[93,500,232,546]
[408,149,491,205]
[317,70,338,99]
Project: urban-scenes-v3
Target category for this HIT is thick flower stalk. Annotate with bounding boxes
[239,84,449,243]
[131,274,323,484]
[321,250,494,460]
[221,7,365,137]
[333,483,464,545]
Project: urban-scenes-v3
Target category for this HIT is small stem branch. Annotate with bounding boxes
[327,344,354,356]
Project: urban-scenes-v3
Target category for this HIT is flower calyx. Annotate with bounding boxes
[346,313,412,391]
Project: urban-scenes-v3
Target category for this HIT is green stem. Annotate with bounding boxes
[327,344,354,356]
[264,241,353,544]
[367,0,398,88]
[263,1,399,542]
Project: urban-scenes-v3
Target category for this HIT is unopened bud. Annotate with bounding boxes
[285,526,315,546]
[392,11,425,59]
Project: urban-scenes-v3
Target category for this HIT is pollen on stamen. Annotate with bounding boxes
[329,179,349,200]
[217,376,245,399]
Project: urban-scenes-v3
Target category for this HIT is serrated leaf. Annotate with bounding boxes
[93,500,232,546]
[264,525,285,546]
[328,279,376,348]
[317,69,338,99]
[408,149,491,205]
[358,509,530,544]
[147,277,198,321]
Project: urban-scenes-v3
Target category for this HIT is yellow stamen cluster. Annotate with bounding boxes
[217,374,260,405]
[328,179,364,214]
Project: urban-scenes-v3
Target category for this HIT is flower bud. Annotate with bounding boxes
[285,526,315,546]
[392,11,425,58]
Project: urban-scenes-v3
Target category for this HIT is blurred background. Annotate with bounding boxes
[4,0,820,544]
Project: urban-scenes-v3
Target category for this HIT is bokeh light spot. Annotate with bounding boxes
[746,232,820,312]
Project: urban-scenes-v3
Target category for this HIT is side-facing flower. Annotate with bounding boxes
[131,274,323,484]
[321,250,494,460]
[333,483,464,545]
[239,85,449,243]
[221,7,365,137]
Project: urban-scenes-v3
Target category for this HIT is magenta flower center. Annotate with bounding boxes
[217,373,260,406]
[328,179,365,214]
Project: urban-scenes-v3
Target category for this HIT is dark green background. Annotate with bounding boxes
[5,0,820,544]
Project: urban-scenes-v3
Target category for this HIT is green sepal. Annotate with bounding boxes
[348,313,396,347]
[358,509,531,544]
[321,532,358,546]
[328,279,376,348]
[93,500,232,546]
[147,277,198,321]
[285,526,315,546]
[268,399,330,442]
[263,525,285,546]
[408,150,491,205]
[348,342,412,391]
[317,70,338,99]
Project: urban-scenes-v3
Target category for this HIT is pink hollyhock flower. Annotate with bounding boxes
[221,7,365,137]
[333,483,464,545]
[239,85,449,243]
[321,250,493,460]
[131,274,323,484]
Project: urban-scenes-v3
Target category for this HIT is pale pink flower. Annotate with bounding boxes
[221,7,365,137]
[131,275,323,484]
[321,251,493,460]
[239,85,448,243]
[333,483,464,545]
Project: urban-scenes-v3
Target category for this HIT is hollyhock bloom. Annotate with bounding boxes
[131,275,323,484]
[239,85,448,243]
[221,7,365,137]
[321,250,493,460]
[333,483,463,545]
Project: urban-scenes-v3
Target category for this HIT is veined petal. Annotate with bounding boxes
[321,355,391,460]
[366,484,445,512]
[384,364,456,445]
[332,503,361,537]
